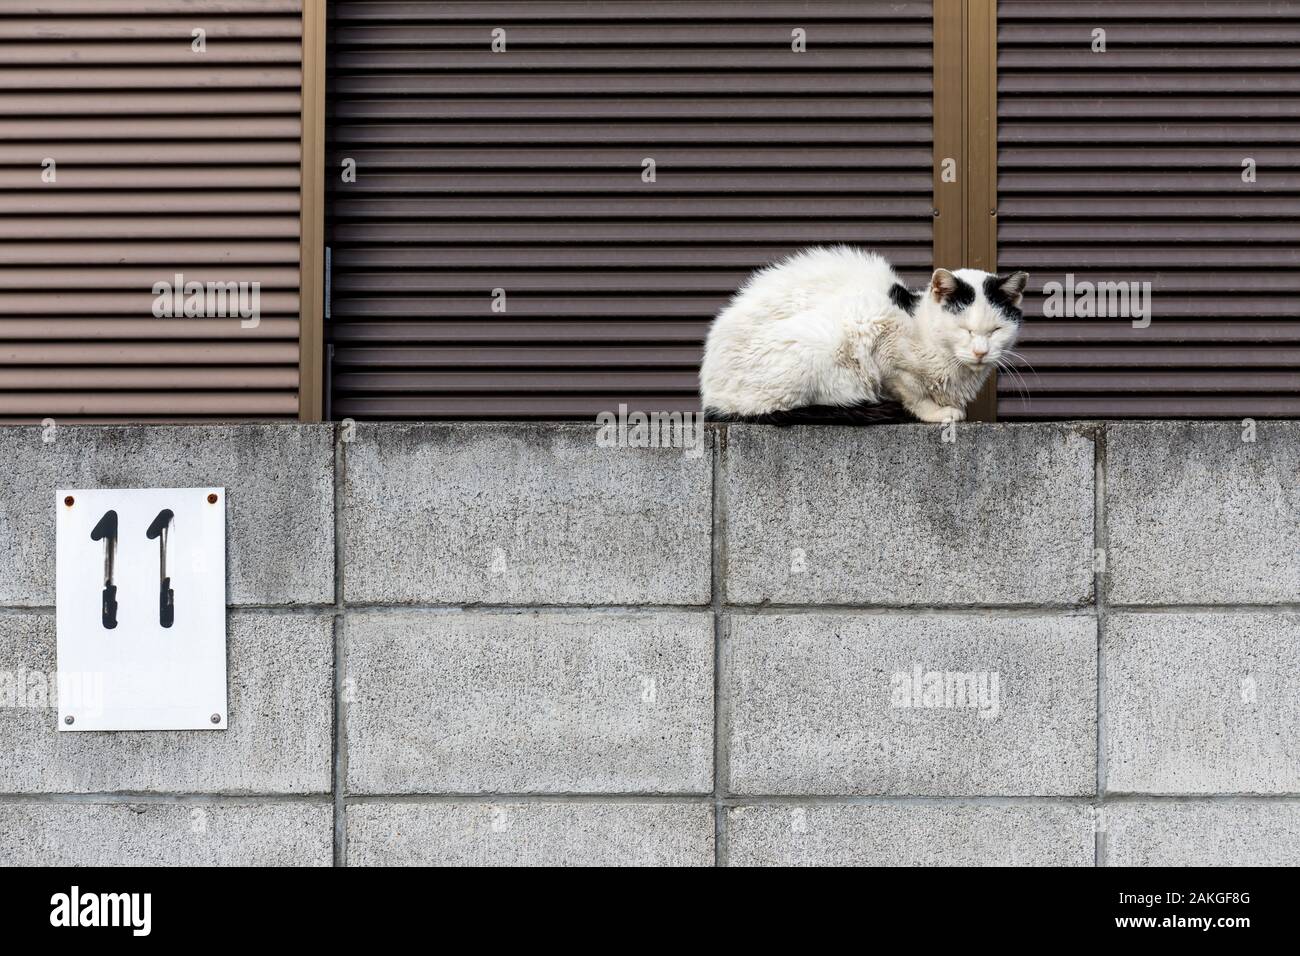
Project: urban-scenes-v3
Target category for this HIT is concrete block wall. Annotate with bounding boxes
[1,421,1297,866]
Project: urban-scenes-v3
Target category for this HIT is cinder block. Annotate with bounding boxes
[723,424,1094,606]
[725,613,1096,795]
[1104,612,1300,794]
[0,612,333,794]
[345,610,713,794]
[0,802,332,866]
[347,801,713,866]
[726,802,1094,866]
[340,423,711,605]
[1101,801,1300,867]
[1106,422,1300,604]
[0,424,335,607]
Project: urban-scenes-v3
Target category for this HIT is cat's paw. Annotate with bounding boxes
[916,405,965,423]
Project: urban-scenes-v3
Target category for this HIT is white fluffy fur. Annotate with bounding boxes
[699,246,1025,422]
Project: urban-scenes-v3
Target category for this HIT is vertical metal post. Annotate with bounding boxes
[935,0,1000,423]
[298,0,327,421]
[965,0,1000,422]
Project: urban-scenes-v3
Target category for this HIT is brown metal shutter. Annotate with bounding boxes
[0,0,306,421]
[997,1,1300,419]
[327,0,934,419]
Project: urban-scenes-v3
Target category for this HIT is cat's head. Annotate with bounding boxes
[913,268,1028,369]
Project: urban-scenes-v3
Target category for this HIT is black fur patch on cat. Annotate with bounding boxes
[704,401,917,426]
[984,274,1024,322]
[889,283,920,316]
[942,275,976,314]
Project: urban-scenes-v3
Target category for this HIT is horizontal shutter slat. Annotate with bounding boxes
[334,370,698,391]
[3,1,301,14]
[0,92,302,114]
[0,142,300,164]
[0,41,301,63]
[333,395,706,418]
[1003,397,1300,418]
[998,2,1300,18]
[0,367,298,388]
[0,66,302,88]
[332,197,932,219]
[0,193,301,214]
[0,118,301,139]
[0,20,300,40]
[0,241,299,264]
[0,292,299,314]
[333,24,933,45]
[1014,346,1300,367]
[0,168,300,188]
[333,50,931,70]
[334,99,930,121]
[333,2,932,20]
[0,343,298,363]
[332,74,932,95]
[335,171,932,193]
[330,244,936,269]
[1024,321,1300,343]
[1000,25,1300,43]
[1010,371,1300,392]
[331,122,931,144]
[0,267,299,288]
[0,217,300,239]
[326,147,931,169]
[0,318,299,339]
[333,346,703,367]
[332,320,705,343]
[0,392,299,415]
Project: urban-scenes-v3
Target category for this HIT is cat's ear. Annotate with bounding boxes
[929,268,960,304]
[997,271,1029,307]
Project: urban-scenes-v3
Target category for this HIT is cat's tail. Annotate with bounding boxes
[703,401,916,426]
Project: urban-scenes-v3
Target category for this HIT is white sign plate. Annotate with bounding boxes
[55,487,227,731]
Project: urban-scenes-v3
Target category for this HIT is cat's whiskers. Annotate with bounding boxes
[1001,347,1040,381]
[994,356,1032,405]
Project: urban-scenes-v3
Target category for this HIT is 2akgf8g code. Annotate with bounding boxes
[1119,892,1252,908]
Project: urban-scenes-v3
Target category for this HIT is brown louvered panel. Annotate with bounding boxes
[327,0,933,419]
[0,0,305,421]
[998,1,1300,419]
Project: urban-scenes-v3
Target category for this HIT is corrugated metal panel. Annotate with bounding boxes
[327,0,933,419]
[0,0,304,421]
[998,0,1300,419]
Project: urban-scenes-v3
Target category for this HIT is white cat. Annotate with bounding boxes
[699,246,1027,423]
